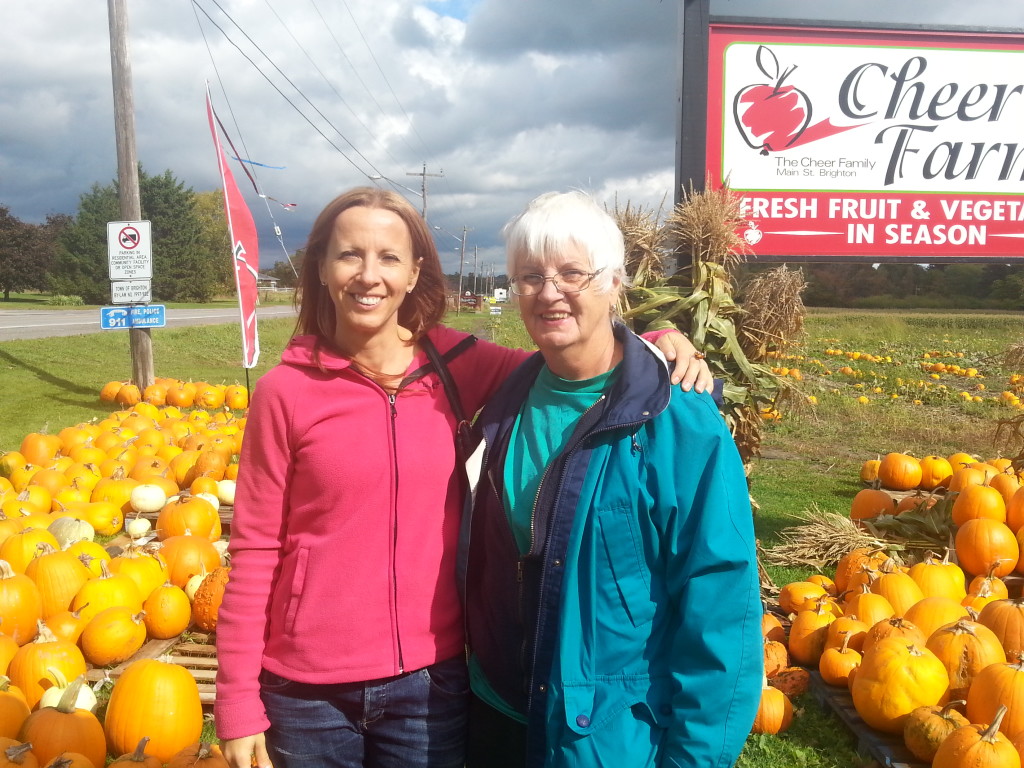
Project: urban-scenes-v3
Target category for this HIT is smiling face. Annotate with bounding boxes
[320,205,420,347]
[514,240,621,380]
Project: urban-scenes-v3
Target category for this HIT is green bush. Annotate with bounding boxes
[46,294,84,306]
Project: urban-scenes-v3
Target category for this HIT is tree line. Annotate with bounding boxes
[0,167,233,303]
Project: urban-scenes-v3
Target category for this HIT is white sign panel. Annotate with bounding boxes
[107,220,153,279]
[111,279,152,304]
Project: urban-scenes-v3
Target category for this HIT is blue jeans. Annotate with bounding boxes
[260,656,469,768]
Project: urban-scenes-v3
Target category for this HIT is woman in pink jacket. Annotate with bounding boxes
[215,187,710,768]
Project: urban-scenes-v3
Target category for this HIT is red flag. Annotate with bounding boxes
[206,91,260,368]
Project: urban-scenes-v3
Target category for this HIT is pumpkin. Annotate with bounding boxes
[155,495,218,542]
[767,666,810,697]
[78,608,147,668]
[6,624,87,710]
[763,639,788,678]
[0,562,42,646]
[109,737,162,768]
[1,529,60,575]
[24,546,91,621]
[751,677,793,734]
[834,547,887,593]
[761,613,786,645]
[966,659,1024,737]
[70,561,142,624]
[63,542,109,579]
[965,580,1006,614]
[1007,486,1024,535]
[953,484,1007,527]
[36,671,96,713]
[42,607,89,647]
[979,599,1024,661]
[165,742,229,768]
[127,485,166,516]
[0,678,31,739]
[18,435,61,470]
[870,560,925,617]
[919,455,954,490]
[955,519,1019,578]
[850,488,896,521]
[933,704,1020,768]
[17,677,105,768]
[45,519,93,550]
[850,638,949,734]
[107,546,167,602]
[990,472,1022,508]
[190,567,230,632]
[950,466,990,494]
[861,616,927,657]
[142,583,191,639]
[157,535,221,589]
[0,636,16,676]
[104,659,203,764]
[908,550,968,601]
[819,634,861,688]
[927,618,1007,701]
[844,584,896,627]
[224,385,249,411]
[903,596,970,640]
[878,452,923,491]
[825,615,869,652]
[860,458,881,484]
[970,564,1011,601]
[786,602,835,666]
[0,739,37,768]
[903,700,970,762]
[43,752,97,767]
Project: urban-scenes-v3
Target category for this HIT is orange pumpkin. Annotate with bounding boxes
[966,659,1024,737]
[955,519,1018,578]
[158,535,221,589]
[850,488,896,521]
[819,634,861,688]
[902,596,969,641]
[903,701,971,763]
[978,599,1024,662]
[918,455,954,490]
[935,705,1021,768]
[0,562,42,646]
[787,602,835,667]
[0,678,31,740]
[927,618,1006,701]
[165,742,229,768]
[17,677,105,768]
[191,567,230,632]
[850,638,949,734]
[878,452,923,491]
[908,550,967,601]
[104,659,203,764]
[751,679,793,735]
[952,484,1007,527]
[6,624,87,710]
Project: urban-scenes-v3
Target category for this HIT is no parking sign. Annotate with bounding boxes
[107,220,152,279]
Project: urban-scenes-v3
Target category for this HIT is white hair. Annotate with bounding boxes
[501,190,627,295]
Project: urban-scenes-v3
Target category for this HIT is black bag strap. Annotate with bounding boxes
[417,334,477,426]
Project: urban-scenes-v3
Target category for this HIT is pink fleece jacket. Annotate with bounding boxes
[214,325,526,740]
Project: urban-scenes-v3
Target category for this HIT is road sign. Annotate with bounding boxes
[100,304,166,330]
[111,279,152,304]
[107,220,152,279]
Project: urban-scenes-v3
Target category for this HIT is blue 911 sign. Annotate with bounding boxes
[100,305,166,330]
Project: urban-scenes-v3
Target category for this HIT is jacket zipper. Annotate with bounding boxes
[388,392,405,674]
[524,397,651,712]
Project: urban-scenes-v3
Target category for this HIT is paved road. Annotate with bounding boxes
[0,305,297,342]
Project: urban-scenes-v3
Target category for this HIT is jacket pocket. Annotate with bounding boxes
[598,506,657,627]
[283,546,310,634]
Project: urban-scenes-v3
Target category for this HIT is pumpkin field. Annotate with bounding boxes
[1,307,1024,766]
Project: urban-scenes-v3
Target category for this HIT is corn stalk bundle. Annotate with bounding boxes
[613,180,792,463]
[762,505,902,569]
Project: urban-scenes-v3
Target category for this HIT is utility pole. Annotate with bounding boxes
[472,245,479,294]
[456,225,469,314]
[406,162,443,222]
[108,0,154,390]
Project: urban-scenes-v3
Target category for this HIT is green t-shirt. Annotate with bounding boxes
[470,363,619,722]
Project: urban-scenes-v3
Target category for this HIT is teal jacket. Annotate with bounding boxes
[460,324,761,767]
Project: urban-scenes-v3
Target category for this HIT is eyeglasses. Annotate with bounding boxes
[509,268,604,296]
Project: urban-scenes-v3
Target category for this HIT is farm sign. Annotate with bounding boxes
[707,24,1024,261]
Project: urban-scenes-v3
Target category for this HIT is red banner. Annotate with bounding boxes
[205,92,260,367]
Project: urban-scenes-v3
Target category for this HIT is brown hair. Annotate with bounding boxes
[294,186,447,344]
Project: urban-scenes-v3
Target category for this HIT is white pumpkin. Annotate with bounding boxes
[38,669,98,712]
[196,492,220,512]
[125,514,153,540]
[216,479,236,506]
[130,483,167,514]
[48,517,95,548]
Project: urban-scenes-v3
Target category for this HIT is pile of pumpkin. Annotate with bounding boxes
[0,401,244,765]
[768,547,1024,765]
[99,378,249,412]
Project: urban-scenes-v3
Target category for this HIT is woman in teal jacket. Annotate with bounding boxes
[459,191,762,767]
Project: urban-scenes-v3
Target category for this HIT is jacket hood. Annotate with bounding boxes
[280,335,356,371]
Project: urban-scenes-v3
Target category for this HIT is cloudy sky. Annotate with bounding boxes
[1,0,1021,275]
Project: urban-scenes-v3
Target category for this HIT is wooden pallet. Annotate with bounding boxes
[808,671,927,768]
[85,631,218,704]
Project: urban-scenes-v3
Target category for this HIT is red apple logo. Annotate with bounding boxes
[733,46,812,155]
[743,221,763,246]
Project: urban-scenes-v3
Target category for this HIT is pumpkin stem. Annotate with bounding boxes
[55,675,86,714]
[131,737,151,760]
[941,700,967,717]
[839,633,851,654]
[4,743,36,763]
[983,705,1008,742]
[0,560,15,580]
[34,621,58,644]
[45,666,70,689]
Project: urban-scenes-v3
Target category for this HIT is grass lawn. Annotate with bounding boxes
[2,306,1022,766]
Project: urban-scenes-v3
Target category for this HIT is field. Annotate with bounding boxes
[2,307,1023,765]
